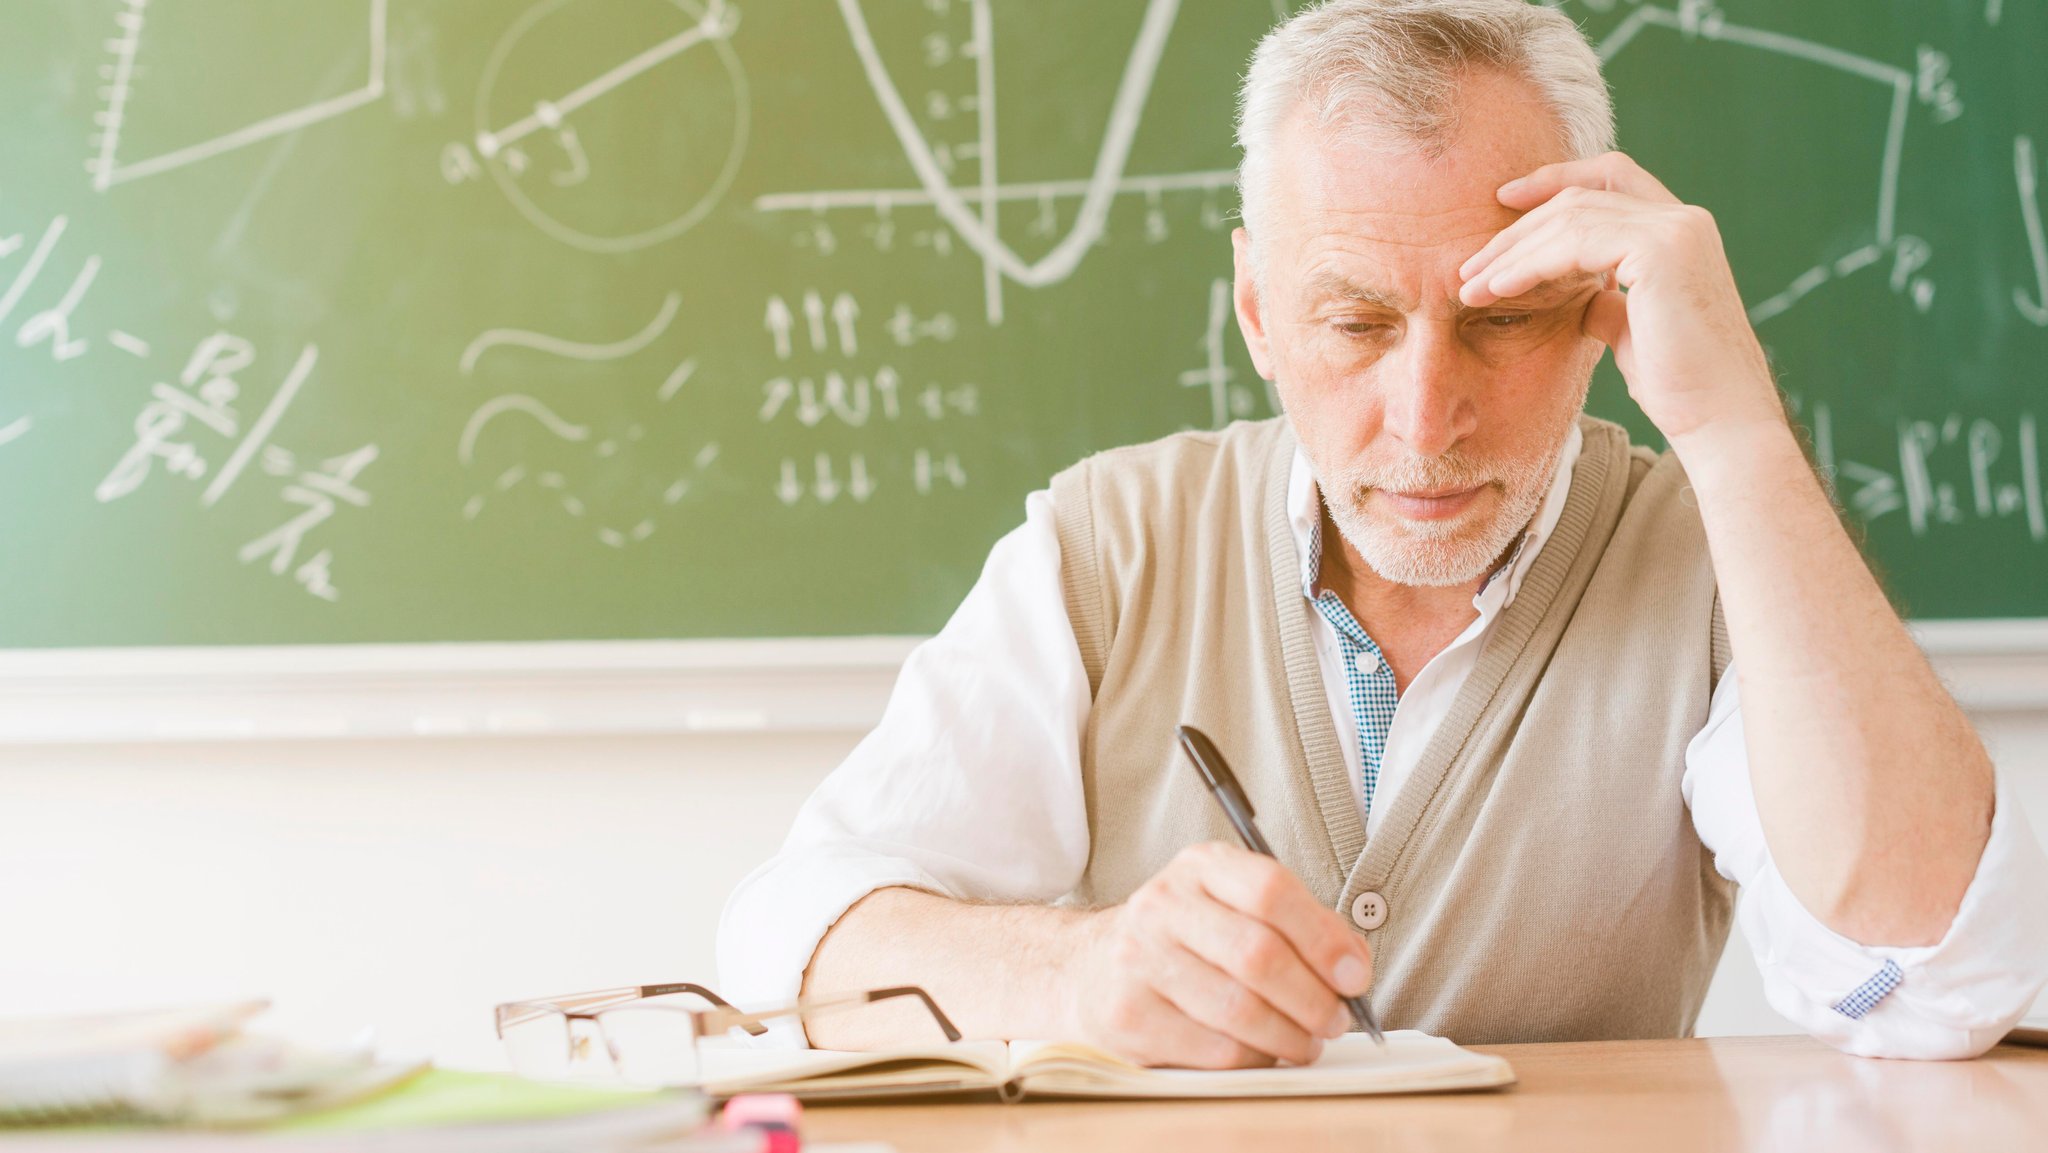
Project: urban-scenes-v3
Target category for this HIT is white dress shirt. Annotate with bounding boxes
[720,429,2048,1058]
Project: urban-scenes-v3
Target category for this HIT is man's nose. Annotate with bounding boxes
[1380,322,1476,458]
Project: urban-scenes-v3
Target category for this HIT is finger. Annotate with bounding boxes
[1169,885,1346,1040]
[1152,941,1325,1066]
[1459,189,1644,292]
[1496,151,1681,211]
[1458,192,1575,284]
[1462,213,1647,307]
[1109,983,1277,1070]
[1189,844,1374,999]
[1582,287,1629,350]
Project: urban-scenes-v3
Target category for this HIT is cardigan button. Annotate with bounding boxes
[1350,891,1389,931]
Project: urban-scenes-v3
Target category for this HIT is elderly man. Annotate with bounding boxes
[721,0,2048,1066]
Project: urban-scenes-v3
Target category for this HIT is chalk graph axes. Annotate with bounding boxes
[758,0,1198,326]
[1595,4,1916,324]
[87,0,389,192]
[837,0,1179,294]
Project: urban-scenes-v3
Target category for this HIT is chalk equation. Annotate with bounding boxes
[96,332,378,602]
[0,208,160,455]
[1795,398,2047,545]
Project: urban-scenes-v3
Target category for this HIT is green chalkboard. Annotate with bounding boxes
[0,0,2041,648]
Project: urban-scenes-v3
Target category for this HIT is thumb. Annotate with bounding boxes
[1582,288,1629,350]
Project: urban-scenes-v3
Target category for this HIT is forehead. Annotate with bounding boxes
[1271,68,1573,262]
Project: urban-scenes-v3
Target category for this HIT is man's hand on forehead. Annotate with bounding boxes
[1452,151,1783,448]
[1474,272,1603,311]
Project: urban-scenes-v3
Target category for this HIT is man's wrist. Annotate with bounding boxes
[1048,906,1112,1040]
[1664,412,1806,494]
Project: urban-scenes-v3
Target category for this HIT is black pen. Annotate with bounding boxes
[1177,724,1388,1049]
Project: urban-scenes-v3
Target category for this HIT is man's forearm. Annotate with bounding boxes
[1674,418,1995,946]
[800,887,1099,1049]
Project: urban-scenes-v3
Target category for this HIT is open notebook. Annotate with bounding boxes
[690,1031,1513,1102]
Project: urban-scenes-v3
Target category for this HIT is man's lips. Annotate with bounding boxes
[1372,485,1487,521]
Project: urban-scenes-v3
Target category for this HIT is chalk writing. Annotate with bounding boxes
[1805,401,2046,544]
[2016,136,2048,326]
[239,445,379,601]
[96,333,258,503]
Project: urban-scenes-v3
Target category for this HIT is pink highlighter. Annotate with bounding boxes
[718,1093,803,1153]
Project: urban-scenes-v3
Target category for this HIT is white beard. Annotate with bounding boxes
[1318,430,1568,588]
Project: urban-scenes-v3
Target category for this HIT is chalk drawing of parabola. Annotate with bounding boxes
[475,0,750,254]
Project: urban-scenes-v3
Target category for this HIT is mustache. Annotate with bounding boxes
[1335,453,1510,498]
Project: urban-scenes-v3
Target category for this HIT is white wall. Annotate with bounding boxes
[0,731,848,1069]
[2,714,2042,1070]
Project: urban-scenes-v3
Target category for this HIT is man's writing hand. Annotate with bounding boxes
[1063,842,1372,1068]
[1458,151,1784,452]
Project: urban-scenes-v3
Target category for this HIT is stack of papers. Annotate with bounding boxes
[0,1003,420,1127]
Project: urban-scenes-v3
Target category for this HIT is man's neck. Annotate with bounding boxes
[1316,508,1513,693]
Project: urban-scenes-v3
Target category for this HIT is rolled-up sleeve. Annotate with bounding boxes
[1684,664,2048,1058]
[716,490,1092,1032]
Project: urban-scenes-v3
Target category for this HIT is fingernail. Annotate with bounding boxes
[1334,955,1369,996]
[1499,178,1525,195]
[1325,1005,1352,1039]
[1305,1037,1326,1064]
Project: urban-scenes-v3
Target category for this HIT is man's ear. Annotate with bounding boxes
[1232,228,1278,382]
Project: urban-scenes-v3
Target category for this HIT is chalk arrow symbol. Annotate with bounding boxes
[765,296,794,359]
[849,453,877,501]
[776,459,804,505]
[825,371,869,426]
[796,378,828,427]
[814,453,841,503]
[803,291,828,352]
[832,293,860,356]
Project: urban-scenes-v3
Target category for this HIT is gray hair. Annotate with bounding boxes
[1235,0,1615,246]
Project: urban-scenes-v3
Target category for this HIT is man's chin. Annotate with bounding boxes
[1332,502,1518,588]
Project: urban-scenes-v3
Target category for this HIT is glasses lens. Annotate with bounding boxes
[598,1003,702,1086]
[500,1010,573,1079]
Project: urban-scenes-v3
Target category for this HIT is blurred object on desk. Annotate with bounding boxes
[0,1001,418,1127]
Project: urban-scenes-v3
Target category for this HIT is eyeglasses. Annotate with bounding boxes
[492,982,961,1086]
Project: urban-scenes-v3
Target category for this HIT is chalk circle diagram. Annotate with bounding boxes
[474,0,750,254]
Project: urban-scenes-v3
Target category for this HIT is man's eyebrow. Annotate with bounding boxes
[1305,270,1408,310]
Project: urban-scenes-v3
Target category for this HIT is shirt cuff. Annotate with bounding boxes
[1739,769,2048,1059]
[716,847,951,1048]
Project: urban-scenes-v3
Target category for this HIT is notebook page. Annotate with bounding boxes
[1008,1031,1513,1099]
[689,1040,1012,1098]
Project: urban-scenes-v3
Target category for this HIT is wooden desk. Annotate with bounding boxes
[801,1036,2048,1152]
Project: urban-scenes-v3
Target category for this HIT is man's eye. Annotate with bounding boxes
[1483,313,1533,329]
[1334,322,1388,337]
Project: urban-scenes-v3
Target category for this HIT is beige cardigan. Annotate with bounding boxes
[1048,415,1733,1043]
